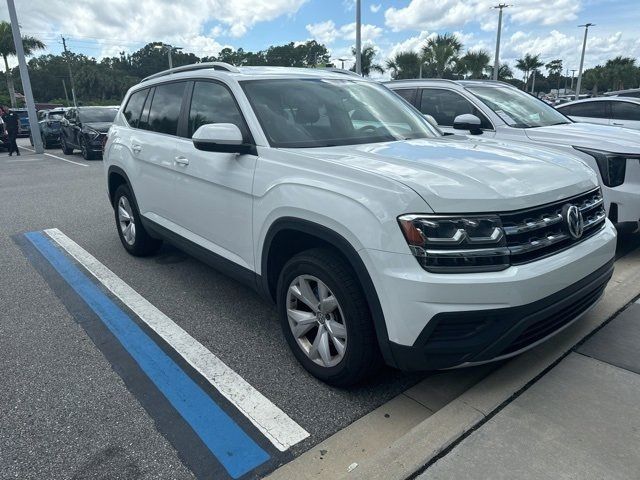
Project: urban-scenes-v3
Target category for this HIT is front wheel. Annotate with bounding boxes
[81,138,95,160]
[60,135,73,155]
[113,184,162,256]
[277,248,382,387]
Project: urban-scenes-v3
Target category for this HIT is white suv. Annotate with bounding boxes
[104,64,616,386]
[386,79,640,233]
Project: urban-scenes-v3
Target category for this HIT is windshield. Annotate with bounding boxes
[241,78,438,148]
[466,85,571,128]
[79,108,118,123]
[48,112,64,120]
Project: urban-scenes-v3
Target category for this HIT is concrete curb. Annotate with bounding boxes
[347,247,640,480]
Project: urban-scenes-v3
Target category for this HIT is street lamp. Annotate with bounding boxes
[491,3,512,80]
[355,0,362,75]
[338,57,351,70]
[575,23,594,100]
[154,43,182,69]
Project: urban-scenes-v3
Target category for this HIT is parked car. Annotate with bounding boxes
[105,63,616,386]
[603,88,640,98]
[13,108,30,137]
[60,106,119,160]
[386,79,640,233]
[30,108,66,148]
[557,97,640,131]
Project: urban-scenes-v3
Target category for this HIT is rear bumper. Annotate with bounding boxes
[388,259,613,370]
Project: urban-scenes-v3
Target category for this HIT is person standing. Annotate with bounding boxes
[2,107,20,156]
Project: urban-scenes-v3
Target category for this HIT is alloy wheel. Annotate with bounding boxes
[117,196,136,245]
[286,275,347,368]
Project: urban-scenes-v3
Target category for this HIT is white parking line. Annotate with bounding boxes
[44,227,310,451]
[18,145,89,167]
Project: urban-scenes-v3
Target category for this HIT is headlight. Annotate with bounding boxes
[84,127,100,140]
[398,214,509,273]
[574,147,639,188]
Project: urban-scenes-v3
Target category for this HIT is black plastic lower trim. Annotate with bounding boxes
[389,259,614,371]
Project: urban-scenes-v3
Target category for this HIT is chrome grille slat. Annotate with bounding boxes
[499,188,606,265]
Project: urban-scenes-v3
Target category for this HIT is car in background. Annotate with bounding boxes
[13,108,30,137]
[604,88,640,98]
[60,106,119,160]
[30,108,66,148]
[557,97,640,131]
[386,79,640,232]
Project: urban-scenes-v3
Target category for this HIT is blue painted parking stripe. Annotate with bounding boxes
[25,231,270,479]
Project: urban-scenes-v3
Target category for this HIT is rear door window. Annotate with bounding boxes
[393,88,417,105]
[146,82,186,135]
[562,101,607,118]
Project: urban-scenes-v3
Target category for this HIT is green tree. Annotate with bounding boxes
[604,56,637,90]
[421,33,463,78]
[545,58,563,91]
[0,21,45,107]
[386,51,421,80]
[350,45,384,76]
[459,49,491,79]
[515,53,544,92]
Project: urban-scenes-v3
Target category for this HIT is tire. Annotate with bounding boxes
[41,135,48,149]
[80,137,96,160]
[113,184,162,256]
[61,135,73,155]
[277,248,382,387]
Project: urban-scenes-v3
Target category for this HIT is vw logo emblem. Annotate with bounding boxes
[562,204,584,239]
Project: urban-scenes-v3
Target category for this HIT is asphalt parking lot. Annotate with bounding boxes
[3,139,640,480]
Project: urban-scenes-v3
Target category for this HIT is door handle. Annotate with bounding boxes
[132,144,142,154]
[175,156,189,166]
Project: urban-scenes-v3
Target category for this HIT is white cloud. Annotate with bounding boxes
[370,3,381,13]
[384,0,582,32]
[306,20,383,45]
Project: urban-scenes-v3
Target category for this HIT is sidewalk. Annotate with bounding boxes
[419,301,640,480]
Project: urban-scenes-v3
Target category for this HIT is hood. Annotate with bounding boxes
[83,121,112,133]
[525,122,640,155]
[287,137,597,213]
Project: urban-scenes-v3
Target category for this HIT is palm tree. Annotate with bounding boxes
[496,63,513,80]
[421,33,463,78]
[545,59,563,91]
[459,49,491,79]
[351,45,384,77]
[385,51,421,80]
[0,21,45,107]
[515,53,544,92]
[604,56,636,90]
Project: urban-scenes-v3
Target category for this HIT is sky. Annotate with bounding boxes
[4,0,640,79]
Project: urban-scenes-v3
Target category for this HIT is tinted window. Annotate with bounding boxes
[611,101,640,121]
[123,89,148,128]
[562,101,607,118]
[188,81,248,138]
[79,108,118,123]
[419,89,492,129]
[146,82,186,135]
[394,88,417,105]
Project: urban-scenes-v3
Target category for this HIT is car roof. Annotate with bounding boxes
[558,97,640,107]
[139,62,373,86]
[383,78,514,89]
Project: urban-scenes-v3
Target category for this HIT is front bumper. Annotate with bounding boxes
[362,220,617,371]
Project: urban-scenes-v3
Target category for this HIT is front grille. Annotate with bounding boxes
[501,280,606,355]
[499,188,606,265]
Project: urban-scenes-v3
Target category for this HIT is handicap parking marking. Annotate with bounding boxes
[21,229,310,479]
[43,228,309,452]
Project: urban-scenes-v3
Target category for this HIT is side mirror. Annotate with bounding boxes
[192,123,253,154]
[422,114,439,129]
[453,114,483,135]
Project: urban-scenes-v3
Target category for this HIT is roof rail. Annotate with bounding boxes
[141,62,240,83]
[321,67,362,77]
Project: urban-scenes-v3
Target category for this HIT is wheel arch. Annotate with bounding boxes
[260,217,396,366]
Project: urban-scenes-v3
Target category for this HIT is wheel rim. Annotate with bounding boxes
[117,196,136,245]
[286,275,347,368]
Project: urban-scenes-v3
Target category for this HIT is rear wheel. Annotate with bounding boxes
[113,184,162,256]
[277,248,382,387]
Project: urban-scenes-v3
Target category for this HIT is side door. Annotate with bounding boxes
[173,80,257,271]
[610,101,640,130]
[62,108,76,145]
[126,82,187,224]
[561,101,609,125]
[416,88,496,137]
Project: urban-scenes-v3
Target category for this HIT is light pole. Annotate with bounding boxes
[570,68,577,91]
[575,23,594,100]
[6,0,43,153]
[492,3,511,80]
[355,0,362,75]
[155,43,182,69]
[338,57,350,70]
